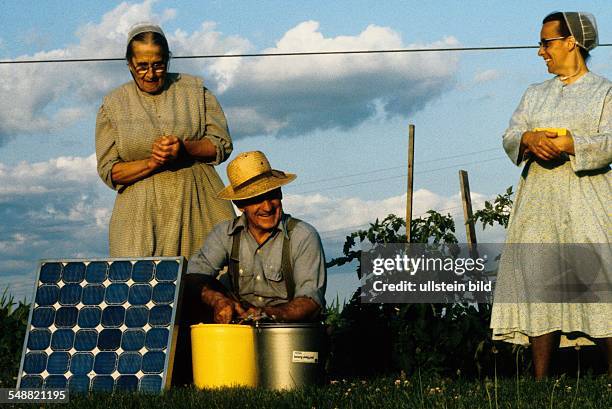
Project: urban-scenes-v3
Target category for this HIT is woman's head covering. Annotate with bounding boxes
[127,22,166,46]
[559,12,598,51]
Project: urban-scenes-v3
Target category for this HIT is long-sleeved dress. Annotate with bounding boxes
[490,72,612,347]
[95,73,235,258]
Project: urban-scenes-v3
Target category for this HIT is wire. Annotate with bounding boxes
[290,156,505,194]
[291,147,499,187]
[2,43,610,65]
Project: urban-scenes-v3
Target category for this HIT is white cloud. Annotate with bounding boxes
[0,0,248,145]
[0,155,113,296]
[219,21,459,137]
[283,188,506,243]
[473,69,500,84]
[0,1,459,144]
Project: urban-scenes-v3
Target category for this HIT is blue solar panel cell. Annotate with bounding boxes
[36,285,60,306]
[149,305,172,326]
[74,329,98,351]
[45,375,68,388]
[125,306,148,328]
[98,329,122,351]
[117,352,142,374]
[82,284,105,305]
[109,261,131,282]
[142,351,165,374]
[116,375,139,391]
[59,283,82,305]
[86,262,108,283]
[39,263,61,284]
[140,375,163,392]
[70,353,94,375]
[31,307,55,327]
[78,307,101,328]
[50,329,74,350]
[128,284,152,305]
[101,306,126,327]
[63,263,86,283]
[91,375,114,392]
[105,283,129,304]
[20,375,43,388]
[69,375,90,393]
[145,328,169,350]
[19,257,184,393]
[94,352,117,374]
[155,261,179,281]
[27,329,51,350]
[121,329,145,351]
[152,283,175,304]
[23,352,47,374]
[55,307,78,327]
[47,352,70,374]
[132,261,154,282]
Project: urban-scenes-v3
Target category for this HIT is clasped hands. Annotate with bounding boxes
[521,130,575,161]
[148,135,181,170]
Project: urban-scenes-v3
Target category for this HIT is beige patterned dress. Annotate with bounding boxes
[95,73,235,258]
[491,72,612,347]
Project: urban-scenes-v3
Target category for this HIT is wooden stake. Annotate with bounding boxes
[406,124,415,243]
[459,169,478,257]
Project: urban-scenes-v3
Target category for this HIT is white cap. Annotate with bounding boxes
[127,22,166,46]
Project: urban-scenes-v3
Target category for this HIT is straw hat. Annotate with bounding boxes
[217,151,297,200]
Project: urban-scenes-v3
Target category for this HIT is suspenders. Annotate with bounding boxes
[228,217,300,301]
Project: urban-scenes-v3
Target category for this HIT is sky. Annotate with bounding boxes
[1,0,611,304]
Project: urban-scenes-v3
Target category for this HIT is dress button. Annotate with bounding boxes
[239,269,243,275]
[258,296,264,302]
[256,275,261,281]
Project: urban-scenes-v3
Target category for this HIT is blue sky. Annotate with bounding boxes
[1,1,611,303]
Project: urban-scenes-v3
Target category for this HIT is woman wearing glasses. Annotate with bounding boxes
[95,23,235,258]
[490,12,611,378]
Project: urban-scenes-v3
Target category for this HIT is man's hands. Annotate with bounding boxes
[521,130,574,161]
[148,136,181,170]
[202,286,264,324]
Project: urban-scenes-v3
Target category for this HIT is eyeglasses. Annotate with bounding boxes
[131,62,167,76]
[538,36,566,48]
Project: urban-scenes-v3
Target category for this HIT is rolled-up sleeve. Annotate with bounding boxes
[187,221,231,277]
[95,105,124,191]
[503,89,532,166]
[202,88,233,165]
[570,88,612,172]
[290,223,327,309]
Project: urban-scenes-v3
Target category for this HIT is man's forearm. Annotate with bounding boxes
[201,285,231,308]
[262,297,321,322]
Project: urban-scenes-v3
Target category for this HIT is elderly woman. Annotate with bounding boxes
[95,23,235,258]
[490,12,611,378]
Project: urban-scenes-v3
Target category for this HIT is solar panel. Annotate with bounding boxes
[16,257,185,393]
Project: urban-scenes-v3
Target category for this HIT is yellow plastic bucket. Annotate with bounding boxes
[190,324,257,388]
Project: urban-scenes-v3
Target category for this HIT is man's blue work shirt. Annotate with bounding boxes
[187,213,327,308]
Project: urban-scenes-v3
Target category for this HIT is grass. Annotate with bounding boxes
[2,287,610,408]
[4,375,610,409]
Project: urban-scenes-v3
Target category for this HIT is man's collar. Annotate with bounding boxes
[228,212,291,238]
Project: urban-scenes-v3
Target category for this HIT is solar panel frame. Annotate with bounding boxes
[16,257,186,393]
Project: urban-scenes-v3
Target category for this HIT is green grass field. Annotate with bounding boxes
[4,375,610,409]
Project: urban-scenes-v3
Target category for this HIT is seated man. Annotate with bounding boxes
[186,151,327,323]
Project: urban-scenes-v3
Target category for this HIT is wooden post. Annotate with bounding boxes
[459,170,477,257]
[406,124,415,243]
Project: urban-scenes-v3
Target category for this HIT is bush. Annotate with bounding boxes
[0,288,30,388]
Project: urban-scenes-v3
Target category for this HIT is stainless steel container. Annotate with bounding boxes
[255,323,326,390]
